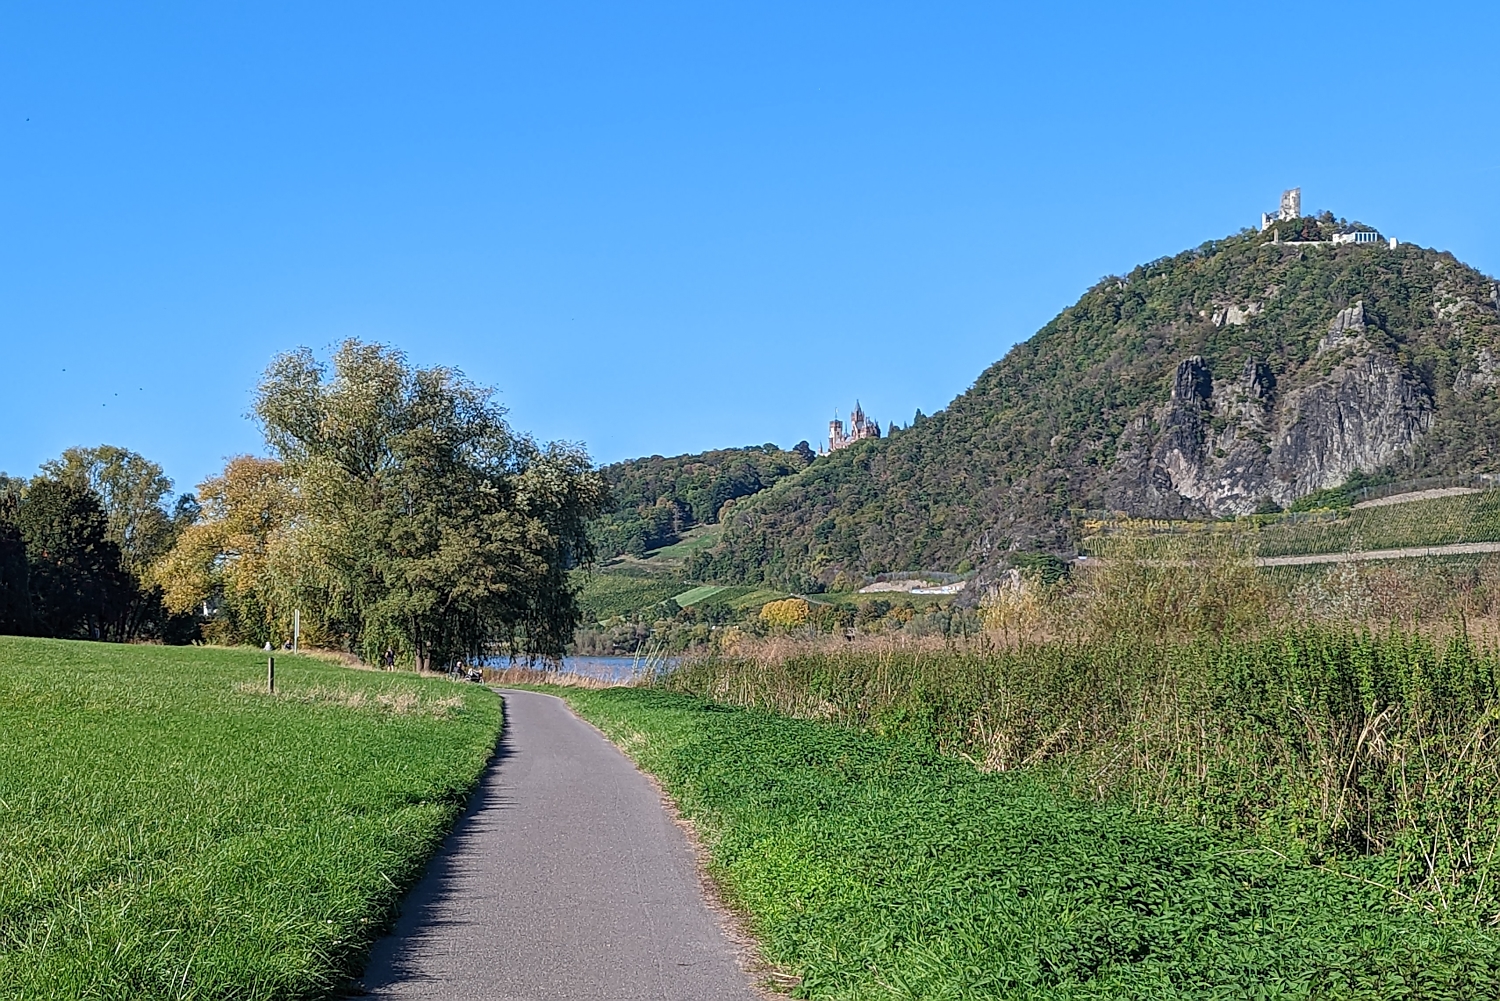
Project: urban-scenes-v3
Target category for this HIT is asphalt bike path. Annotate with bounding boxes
[360,689,760,1001]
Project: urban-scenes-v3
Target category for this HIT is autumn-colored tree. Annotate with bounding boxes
[153,456,302,647]
[759,597,810,630]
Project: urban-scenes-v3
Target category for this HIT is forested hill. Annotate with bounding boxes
[589,442,813,558]
[687,215,1500,589]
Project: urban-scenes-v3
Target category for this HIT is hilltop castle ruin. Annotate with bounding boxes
[1259,187,1397,249]
[1260,188,1301,232]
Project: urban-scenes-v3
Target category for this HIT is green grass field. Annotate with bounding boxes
[0,637,501,1000]
[670,583,729,607]
[562,686,1500,999]
[670,584,795,611]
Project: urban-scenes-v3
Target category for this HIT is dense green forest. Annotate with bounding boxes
[589,442,813,558]
[683,217,1500,589]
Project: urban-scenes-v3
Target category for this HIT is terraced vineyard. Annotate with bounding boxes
[573,570,685,622]
[1083,489,1500,560]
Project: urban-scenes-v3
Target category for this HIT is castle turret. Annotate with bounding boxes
[828,400,881,450]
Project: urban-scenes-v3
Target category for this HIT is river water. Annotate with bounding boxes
[484,655,675,684]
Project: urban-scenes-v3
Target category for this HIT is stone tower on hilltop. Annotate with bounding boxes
[1260,187,1301,231]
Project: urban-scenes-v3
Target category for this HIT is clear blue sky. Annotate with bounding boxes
[3,2,1498,494]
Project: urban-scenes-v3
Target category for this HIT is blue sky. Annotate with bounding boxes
[3,1,1498,495]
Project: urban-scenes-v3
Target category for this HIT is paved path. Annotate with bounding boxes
[1255,540,1500,567]
[359,689,759,1001]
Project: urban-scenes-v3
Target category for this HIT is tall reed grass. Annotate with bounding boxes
[664,628,1500,920]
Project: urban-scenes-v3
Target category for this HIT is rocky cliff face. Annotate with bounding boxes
[1106,302,1436,516]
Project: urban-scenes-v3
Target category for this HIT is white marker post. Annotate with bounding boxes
[293,609,300,654]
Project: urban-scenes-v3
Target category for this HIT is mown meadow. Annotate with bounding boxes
[0,637,500,1000]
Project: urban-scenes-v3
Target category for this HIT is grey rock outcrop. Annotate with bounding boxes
[1454,347,1500,393]
[1106,318,1434,516]
[1317,301,1367,354]
[1211,303,1262,327]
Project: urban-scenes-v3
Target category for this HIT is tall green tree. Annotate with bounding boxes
[0,478,30,634]
[40,446,200,641]
[40,445,197,573]
[14,479,131,639]
[254,340,607,666]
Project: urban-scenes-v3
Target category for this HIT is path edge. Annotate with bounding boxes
[505,688,800,1000]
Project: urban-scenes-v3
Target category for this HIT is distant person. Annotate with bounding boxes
[382,648,395,669]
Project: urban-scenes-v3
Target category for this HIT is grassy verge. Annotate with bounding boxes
[0,636,501,1000]
[563,686,1500,999]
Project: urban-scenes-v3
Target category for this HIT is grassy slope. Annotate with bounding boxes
[0,637,500,1000]
[648,525,723,561]
[564,687,1499,1000]
[574,571,684,622]
[672,584,730,606]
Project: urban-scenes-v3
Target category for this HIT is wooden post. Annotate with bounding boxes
[268,656,275,694]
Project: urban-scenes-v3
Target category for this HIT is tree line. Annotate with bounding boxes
[0,447,201,642]
[2,341,607,666]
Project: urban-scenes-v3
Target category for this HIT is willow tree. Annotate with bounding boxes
[253,340,606,667]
